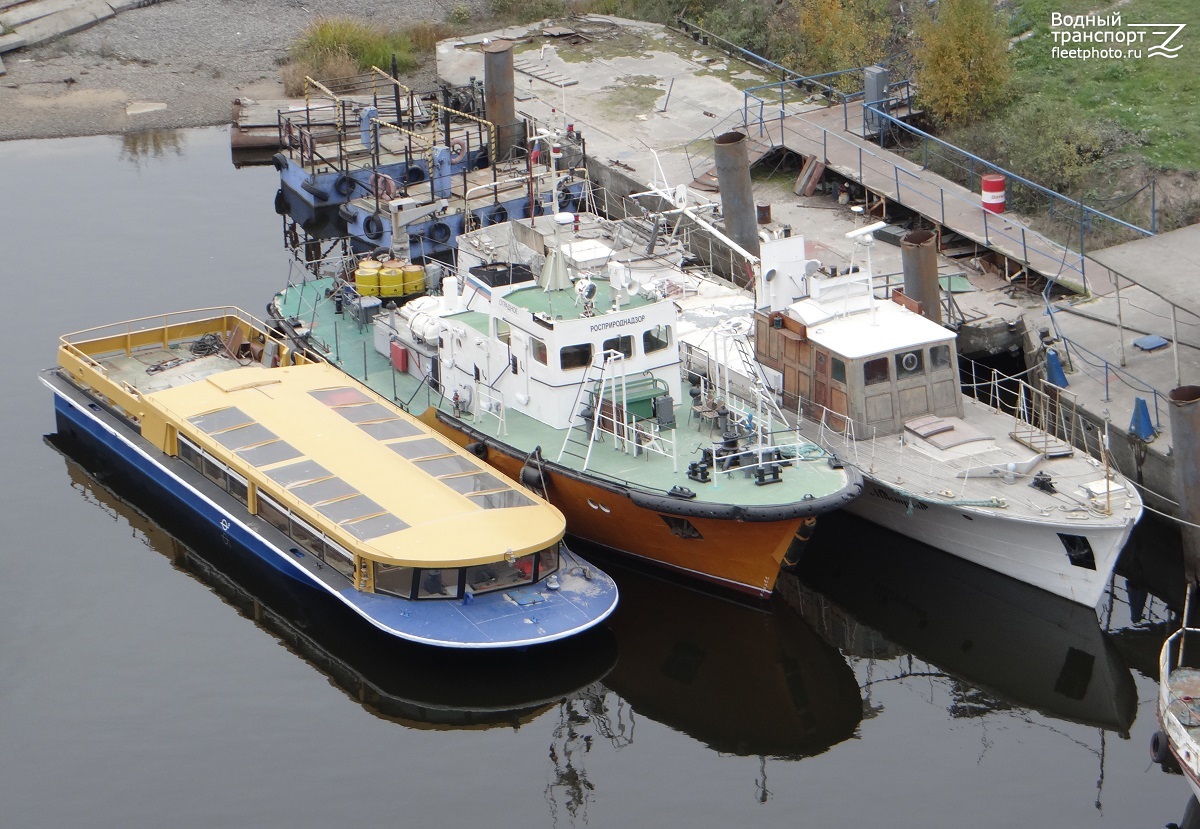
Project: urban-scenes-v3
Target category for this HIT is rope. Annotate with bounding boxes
[190,333,224,357]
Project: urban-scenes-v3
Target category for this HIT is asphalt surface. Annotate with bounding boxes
[0,0,478,141]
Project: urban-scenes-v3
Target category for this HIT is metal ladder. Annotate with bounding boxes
[556,350,626,470]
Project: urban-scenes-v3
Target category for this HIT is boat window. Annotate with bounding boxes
[465,554,535,595]
[930,344,952,371]
[291,476,357,505]
[440,471,507,494]
[831,357,847,384]
[602,335,634,359]
[374,563,415,599]
[389,437,452,460]
[316,494,384,524]
[212,422,278,450]
[290,515,324,557]
[202,455,228,489]
[188,407,253,434]
[329,402,394,423]
[560,343,594,370]
[343,512,409,540]
[417,567,460,599]
[266,459,332,488]
[325,541,356,579]
[537,544,560,578]
[495,319,511,345]
[309,387,372,407]
[227,471,249,506]
[256,494,291,535]
[178,435,203,472]
[643,325,671,355]
[467,490,536,510]
[359,418,423,440]
[531,337,548,365]
[895,350,925,380]
[864,357,890,386]
[415,455,479,478]
[237,439,303,467]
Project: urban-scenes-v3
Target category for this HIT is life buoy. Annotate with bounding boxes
[406,166,427,184]
[450,141,468,165]
[487,205,508,226]
[334,174,355,198]
[283,121,297,150]
[299,131,313,164]
[429,222,452,244]
[371,172,397,201]
[364,214,385,242]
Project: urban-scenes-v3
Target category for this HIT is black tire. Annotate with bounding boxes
[334,174,355,198]
[273,189,287,216]
[271,152,288,172]
[429,222,452,244]
[487,205,508,226]
[364,214,384,242]
[1151,730,1173,765]
[406,166,427,184]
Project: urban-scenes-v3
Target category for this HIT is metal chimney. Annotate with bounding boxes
[1170,385,1200,585]
[483,40,519,162]
[900,229,942,325]
[713,131,760,258]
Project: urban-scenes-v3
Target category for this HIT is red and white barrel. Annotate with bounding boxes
[981,173,1006,214]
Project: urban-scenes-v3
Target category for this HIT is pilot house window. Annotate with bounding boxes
[643,325,671,354]
[560,343,594,370]
[603,335,634,359]
[931,344,952,371]
[864,357,890,386]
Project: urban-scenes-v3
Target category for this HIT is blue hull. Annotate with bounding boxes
[47,376,618,648]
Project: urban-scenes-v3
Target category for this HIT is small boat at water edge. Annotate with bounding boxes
[270,213,863,597]
[42,307,618,649]
[47,433,619,725]
[1155,588,1200,797]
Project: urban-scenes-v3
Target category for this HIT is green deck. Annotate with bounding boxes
[278,277,851,508]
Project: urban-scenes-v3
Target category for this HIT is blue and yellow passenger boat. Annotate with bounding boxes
[43,307,618,648]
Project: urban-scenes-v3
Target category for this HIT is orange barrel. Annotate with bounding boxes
[401,264,426,295]
[355,260,381,296]
[981,174,1005,214]
[378,260,404,296]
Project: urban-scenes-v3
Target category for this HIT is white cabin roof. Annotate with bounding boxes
[793,298,956,360]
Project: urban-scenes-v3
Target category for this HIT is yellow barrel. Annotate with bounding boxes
[355,266,380,296]
[378,261,404,296]
[402,264,426,295]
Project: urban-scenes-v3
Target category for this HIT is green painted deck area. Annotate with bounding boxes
[278,278,851,507]
[503,280,652,320]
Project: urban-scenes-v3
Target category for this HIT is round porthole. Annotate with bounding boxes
[901,352,919,372]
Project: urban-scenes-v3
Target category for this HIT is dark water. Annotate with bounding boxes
[0,128,1191,827]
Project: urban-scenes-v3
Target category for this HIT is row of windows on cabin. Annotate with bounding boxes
[827,344,953,387]
[176,434,559,600]
[498,321,672,370]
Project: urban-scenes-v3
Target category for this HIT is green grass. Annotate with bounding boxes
[1009,0,1200,170]
[292,18,420,74]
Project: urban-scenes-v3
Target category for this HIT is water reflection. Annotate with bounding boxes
[596,554,863,760]
[119,129,185,168]
[788,511,1137,734]
[46,432,617,727]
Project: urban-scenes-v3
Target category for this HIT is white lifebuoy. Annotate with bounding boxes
[450,141,468,165]
[371,172,397,201]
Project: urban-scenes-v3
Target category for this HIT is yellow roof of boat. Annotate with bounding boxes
[145,361,564,567]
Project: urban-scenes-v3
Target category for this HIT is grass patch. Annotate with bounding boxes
[283,17,465,94]
[1008,0,1200,170]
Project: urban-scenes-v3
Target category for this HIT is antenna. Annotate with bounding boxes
[844,220,887,240]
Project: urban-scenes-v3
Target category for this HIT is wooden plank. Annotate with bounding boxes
[0,31,25,53]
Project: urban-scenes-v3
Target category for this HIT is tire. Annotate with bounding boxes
[364,214,384,242]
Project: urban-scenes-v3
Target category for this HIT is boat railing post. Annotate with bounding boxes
[334,321,340,362]
[363,341,369,381]
[1182,584,1193,668]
